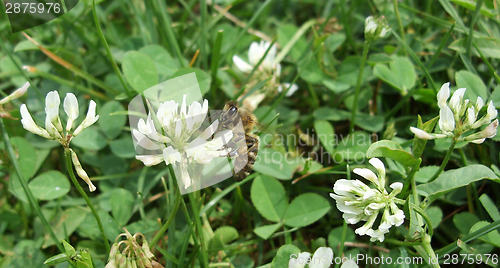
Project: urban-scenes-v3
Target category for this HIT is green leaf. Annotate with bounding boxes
[470,221,500,247]
[450,0,496,17]
[314,107,350,121]
[110,188,135,226]
[449,37,500,59]
[209,226,239,250]
[213,226,238,244]
[98,101,126,139]
[253,148,299,180]
[322,79,350,94]
[455,70,488,100]
[172,68,211,96]
[334,131,372,163]
[62,240,76,256]
[43,207,89,247]
[250,175,288,222]
[374,56,416,93]
[110,137,136,158]
[10,137,37,179]
[283,193,330,227]
[72,126,108,151]
[76,250,94,268]
[366,140,417,168]
[314,120,335,155]
[122,51,158,93]
[29,171,70,200]
[271,245,300,268]
[254,223,282,239]
[479,194,500,221]
[325,33,346,52]
[44,253,70,265]
[425,207,443,229]
[417,165,500,197]
[414,166,439,183]
[453,212,479,234]
[77,210,120,241]
[139,45,179,78]
[328,226,355,255]
[354,114,384,132]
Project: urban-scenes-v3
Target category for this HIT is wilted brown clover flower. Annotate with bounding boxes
[106,229,163,268]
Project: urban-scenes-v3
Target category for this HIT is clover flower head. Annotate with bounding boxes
[134,95,233,189]
[364,16,390,41]
[410,82,498,143]
[106,229,162,268]
[20,90,99,146]
[330,158,405,242]
[232,40,299,100]
[233,41,278,73]
[20,91,99,192]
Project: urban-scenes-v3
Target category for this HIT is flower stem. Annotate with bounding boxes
[92,0,131,97]
[149,167,182,249]
[189,191,208,268]
[349,40,370,133]
[335,220,348,268]
[0,118,63,252]
[64,149,110,253]
[421,234,440,268]
[428,139,456,182]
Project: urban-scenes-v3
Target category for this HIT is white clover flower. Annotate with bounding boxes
[289,247,333,268]
[0,82,29,105]
[134,95,233,189]
[410,82,498,143]
[20,91,99,145]
[232,40,299,98]
[233,41,278,73]
[20,91,99,191]
[330,158,405,242]
[364,16,390,41]
[106,230,160,268]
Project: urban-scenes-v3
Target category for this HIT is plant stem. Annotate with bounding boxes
[0,118,63,252]
[188,192,208,268]
[428,139,456,182]
[402,158,422,198]
[92,0,132,97]
[412,204,434,237]
[64,149,110,253]
[334,220,348,268]
[150,167,182,249]
[349,40,370,133]
[392,0,406,50]
[421,234,440,268]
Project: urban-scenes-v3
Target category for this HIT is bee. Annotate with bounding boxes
[219,102,259,181]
